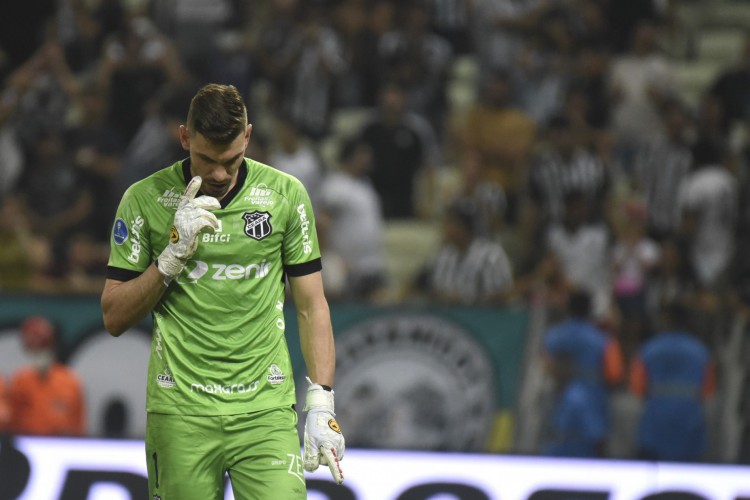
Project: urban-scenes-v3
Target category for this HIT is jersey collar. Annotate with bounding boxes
[181,158,248,208]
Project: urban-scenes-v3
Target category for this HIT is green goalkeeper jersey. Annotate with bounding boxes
[107,158,321,416]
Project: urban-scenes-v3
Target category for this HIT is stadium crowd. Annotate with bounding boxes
[0,0,749,461]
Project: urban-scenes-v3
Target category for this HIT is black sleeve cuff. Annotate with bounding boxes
[106,266,143,282]
[284,258,322,277]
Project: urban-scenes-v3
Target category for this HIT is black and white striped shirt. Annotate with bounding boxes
[633,139,692,237]
[428,238,514,305]
[528,148,611,225]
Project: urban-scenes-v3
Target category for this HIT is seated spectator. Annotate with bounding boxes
[629,302,715,462]
[318,137,387,302]
[411,201,514,306]
[8,316,86,436]
[540,352,607,458]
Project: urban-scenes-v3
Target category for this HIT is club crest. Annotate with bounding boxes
[242,211,272,240]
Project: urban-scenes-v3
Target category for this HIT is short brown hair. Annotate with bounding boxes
[186,84,247,144]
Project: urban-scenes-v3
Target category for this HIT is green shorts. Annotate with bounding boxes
[145,406,306,500]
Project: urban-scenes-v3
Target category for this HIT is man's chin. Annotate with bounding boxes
[204,185,229,198]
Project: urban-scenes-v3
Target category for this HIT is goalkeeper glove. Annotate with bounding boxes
[303,377,345,484]
[157,176,220,285]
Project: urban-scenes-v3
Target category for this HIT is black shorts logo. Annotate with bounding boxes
[242,211,272,240]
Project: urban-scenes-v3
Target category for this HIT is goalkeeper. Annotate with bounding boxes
[101,84,344,499]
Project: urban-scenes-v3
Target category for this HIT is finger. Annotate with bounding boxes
[194,212,220,232]
[303,445,320,472]
[192,195,221,211]
[320,445,344,485]
[183,176,202,200]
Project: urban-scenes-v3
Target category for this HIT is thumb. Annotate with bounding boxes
[183,176,202,201]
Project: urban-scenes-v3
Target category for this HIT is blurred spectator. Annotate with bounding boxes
[608,22,676,171]
[516,45,568,126]
[8,316,86,436]
[96,16,190,142]
[445,149,507,239]
[253,0,302,97]
[606,0,672,55]
[537,190,613,319]
[708,35,750,134]
[632,99,693,241]
[150,0,236,77]
[677,151,739,288]
[268,116,323,203]
[612,199,661,363]
[359,81,438,219]
[56,0,126,74]
[461,69,535,225]
[645,237,696,325]
[540,352,607,458]
[318,137,387,302]
[116,84,196,195]
[65,80,125,243]
[332,0,380,108]
[9,40,80,155]
[424,0,472,55]
[569,47,611,133]
[0,198,54,292]
[470,0,547,82]
[543,290,625,425]
[278,2,347,139]
[629,302,716,462]
[526,115,611,249]
[692,94,731,169]
[379,1,452,128]
[411,200,514,306]
[14,129,93,276]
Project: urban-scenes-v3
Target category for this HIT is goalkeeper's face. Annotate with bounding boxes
[180,124,251,200]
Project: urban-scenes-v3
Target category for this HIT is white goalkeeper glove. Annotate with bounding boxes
[157,176,220,285]
[303,377,345,484]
